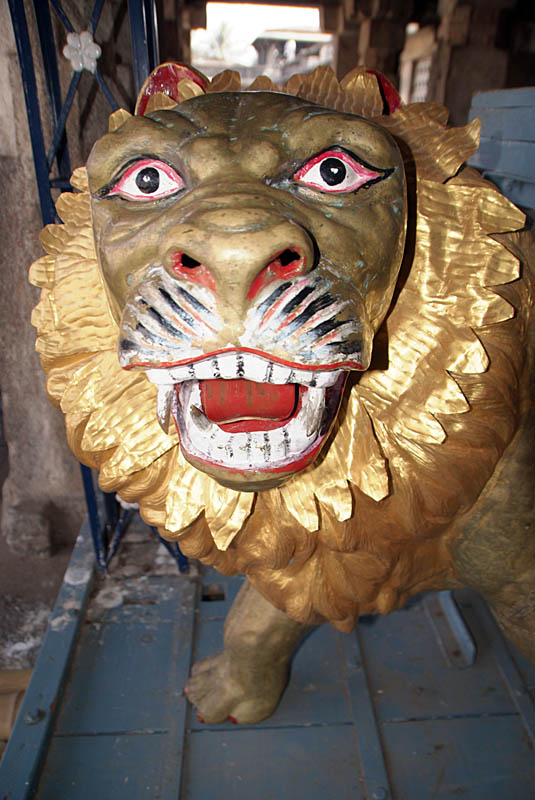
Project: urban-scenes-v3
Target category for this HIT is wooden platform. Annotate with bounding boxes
[1,518,534,799]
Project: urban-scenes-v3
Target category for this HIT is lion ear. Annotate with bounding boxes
[134,62,209,115]
[365,70,402,115]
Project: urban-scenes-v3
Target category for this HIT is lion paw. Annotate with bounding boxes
[185,653,286,725]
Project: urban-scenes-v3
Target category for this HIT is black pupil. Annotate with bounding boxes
[136,167,160,194]
[319,157,346,186]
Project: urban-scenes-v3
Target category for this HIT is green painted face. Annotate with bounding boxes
[87,91,406,491]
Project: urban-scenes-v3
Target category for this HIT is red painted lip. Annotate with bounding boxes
[125,346,364,372]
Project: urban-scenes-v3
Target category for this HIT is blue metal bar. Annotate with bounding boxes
[8,0,56,225]
[80,465,107,570]
[105,507,135,565]
[145,0,160,72]
[88,0,106,34]
[129,0,160,95]
[46,70,81,172]
[94,66,120,110]
[32,0,71,181]
[151,527,190,573]
[49,0,74,32]
[424,590,477,669]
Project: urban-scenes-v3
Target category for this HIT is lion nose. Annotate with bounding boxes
[162,209,315,305]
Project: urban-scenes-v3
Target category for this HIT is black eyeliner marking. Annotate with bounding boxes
[97,154,184,197]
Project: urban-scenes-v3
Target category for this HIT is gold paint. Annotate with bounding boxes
[246,75,280,92]
[143,92,178,114]
[108,108,132,132]
[29,66,533,636]
[176,78,205,102]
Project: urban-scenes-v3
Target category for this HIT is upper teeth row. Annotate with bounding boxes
[145,350,342,388]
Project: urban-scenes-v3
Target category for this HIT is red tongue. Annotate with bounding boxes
[200,379,296,423]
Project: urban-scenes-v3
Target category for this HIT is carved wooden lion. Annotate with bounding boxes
[30,64,534,724]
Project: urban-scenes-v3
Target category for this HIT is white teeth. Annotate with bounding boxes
[156,384,174,432]
[305,387,325,436]
[145,352,342,388]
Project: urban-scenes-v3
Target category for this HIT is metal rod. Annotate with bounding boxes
[88,0,106,35]
[31,0,71,180]
[49,0,74,32]
[80,465,107,570]
[8,0,56,225]
[46,71,81,172]
[151,527,190,573]
[94,67,120,110]
[105,508,135,565]
[129,0,150,95]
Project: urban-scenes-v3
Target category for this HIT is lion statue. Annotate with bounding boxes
[30,63,534,724]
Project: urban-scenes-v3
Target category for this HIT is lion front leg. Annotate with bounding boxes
[185,579,311,724]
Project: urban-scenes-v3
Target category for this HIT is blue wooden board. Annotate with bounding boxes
[381,717,535,800]
[183,726,365,800]
[468,87,535,210]
[36,733,178,800]
[469,138,535,182]
[471,87,535,109]
[2,522,535,799]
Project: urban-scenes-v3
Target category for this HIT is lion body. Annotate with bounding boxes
[30,67,534,643]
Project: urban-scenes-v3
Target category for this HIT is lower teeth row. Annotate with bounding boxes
[175,381,326,469]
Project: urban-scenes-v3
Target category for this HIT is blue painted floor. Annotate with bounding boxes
[2,520,534,799]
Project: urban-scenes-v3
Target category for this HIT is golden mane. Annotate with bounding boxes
[30,66,526,630]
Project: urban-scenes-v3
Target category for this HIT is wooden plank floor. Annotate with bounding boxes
[2,520,534,799]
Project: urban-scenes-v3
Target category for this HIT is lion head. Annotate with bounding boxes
[31,65,528,630]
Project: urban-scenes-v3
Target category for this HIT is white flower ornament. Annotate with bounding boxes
[63,31,102,74]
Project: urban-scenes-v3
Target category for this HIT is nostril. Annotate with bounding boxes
[278,248,301,267]
[173,251,201,270]
[169,250,216,291]
[247,246,308,301]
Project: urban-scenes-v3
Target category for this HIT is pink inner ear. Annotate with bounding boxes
[136,62,208,115]
[365,70,402,114]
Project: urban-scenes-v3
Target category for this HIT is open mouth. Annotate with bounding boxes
[145,349,348,473]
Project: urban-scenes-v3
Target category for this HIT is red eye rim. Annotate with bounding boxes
[293,149,386,194]
[107,158,184,201]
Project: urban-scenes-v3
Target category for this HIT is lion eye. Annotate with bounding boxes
[108,158,184,201]
[294,150,381,194]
